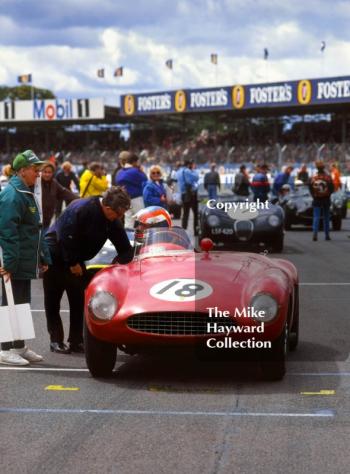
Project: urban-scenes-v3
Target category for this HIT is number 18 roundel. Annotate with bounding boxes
[150,279,213,302]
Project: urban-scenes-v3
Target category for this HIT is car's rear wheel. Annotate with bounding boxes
[84,321,117,378]
[260,322,288,381]
[289,287,299,351]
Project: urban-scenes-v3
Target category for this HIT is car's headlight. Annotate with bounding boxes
[207,215,220,227]
[268,215,280,227]
[89,291,117,320]
[250,293,278,322]
[287,201,295,209]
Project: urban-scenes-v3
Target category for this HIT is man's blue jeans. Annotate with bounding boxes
[207,184,218,200]
[312,204,330,236]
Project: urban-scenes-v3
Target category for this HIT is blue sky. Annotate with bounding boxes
[0,0,349,105]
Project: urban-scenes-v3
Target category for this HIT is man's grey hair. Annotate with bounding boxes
[102,186,131,211]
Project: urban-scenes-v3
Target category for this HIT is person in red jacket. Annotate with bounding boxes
[309,161,334,241]
[330,163,342,191]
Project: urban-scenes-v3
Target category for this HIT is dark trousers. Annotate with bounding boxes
[313,204,330,236]
[1,279,30,350]
[181,192,198,235]
[43,264,90,345]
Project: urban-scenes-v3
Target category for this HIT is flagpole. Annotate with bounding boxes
[321,50,325,77]
[211,54,218,87]
[320,41,326,77]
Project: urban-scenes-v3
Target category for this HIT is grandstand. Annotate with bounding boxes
[1,75,350,173]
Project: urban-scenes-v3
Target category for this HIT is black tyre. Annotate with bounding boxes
[289,286,299,351]
[84,321,117,378]
[332,215,342,231]
[260,322,288,381]
[284,214,292,231]
[271,234,284,253]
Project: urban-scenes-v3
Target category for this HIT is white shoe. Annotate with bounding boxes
[0,350,29,366]
[11,346,43,363]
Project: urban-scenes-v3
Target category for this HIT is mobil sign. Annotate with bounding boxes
[33,99,74,120]
[0,98,104,122]
[33,98,96,120]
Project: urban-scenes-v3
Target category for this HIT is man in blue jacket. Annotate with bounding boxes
[43,186,134,354]
[115,153,147,228]
[177,160,199,235]
[272,166,294,196]
[0,150,51,366]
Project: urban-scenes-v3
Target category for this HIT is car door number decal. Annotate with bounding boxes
[150,279,213,302]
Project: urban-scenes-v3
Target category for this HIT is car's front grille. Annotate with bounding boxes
[127,312,233,336]
[234,220,254,241]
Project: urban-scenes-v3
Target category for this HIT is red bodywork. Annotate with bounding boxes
[85,241,298,350]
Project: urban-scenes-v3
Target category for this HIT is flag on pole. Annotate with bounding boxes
[263,48,269,60]
[165,59,173,70]
[210,53,218,65]
[114,67,123,77]
[320,41,326,52]
[97,68,105,78]
[17,74,32,84]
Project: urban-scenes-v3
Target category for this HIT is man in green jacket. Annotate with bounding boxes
[0,150,51,366]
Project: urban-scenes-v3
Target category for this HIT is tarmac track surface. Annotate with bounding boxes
[1,218,350,474]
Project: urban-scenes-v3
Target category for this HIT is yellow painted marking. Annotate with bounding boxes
[300,390,335,396]
[45,385,80,391]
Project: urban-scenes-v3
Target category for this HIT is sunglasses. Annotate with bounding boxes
[151,171,161,175]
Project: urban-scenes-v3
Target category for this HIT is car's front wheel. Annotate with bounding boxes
[260,322,288,381]
[289,287,299,351]
[271,234,284,253]
[284,210,292,230]
[84,321,117,378]
[332,215,342,231]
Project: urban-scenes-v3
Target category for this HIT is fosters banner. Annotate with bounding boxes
[0,98,104,122]
[121,75,350,116]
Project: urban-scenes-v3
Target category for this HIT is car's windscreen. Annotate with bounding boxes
[137,227,193,259]
[292,186,311,197]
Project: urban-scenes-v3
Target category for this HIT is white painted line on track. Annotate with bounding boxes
[0,367,88,372]
[0,407,335,417]
[300,283,350,286]
[288,372,350,376]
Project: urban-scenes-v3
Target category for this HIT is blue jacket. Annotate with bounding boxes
[0,175,51,279]
[272,172,293,195]
[45,197,133,267]
[143,180,167,208]
[115,167,148,199]
[176,167,199,193]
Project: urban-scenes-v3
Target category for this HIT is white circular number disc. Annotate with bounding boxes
[150,278,213,302]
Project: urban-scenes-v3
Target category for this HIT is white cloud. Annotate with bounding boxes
[0,0,350,105]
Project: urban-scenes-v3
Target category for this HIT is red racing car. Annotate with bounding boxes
[84,227,299,380]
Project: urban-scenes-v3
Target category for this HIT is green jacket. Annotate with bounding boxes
[0,175,51,279]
